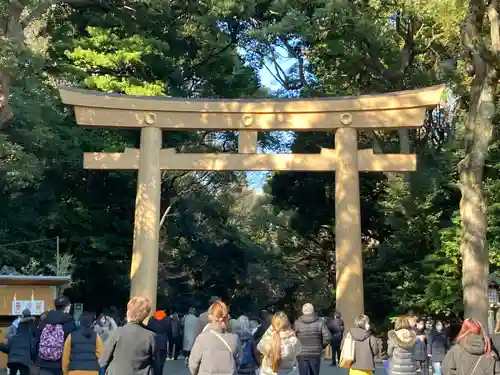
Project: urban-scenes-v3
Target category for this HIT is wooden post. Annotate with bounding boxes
[335,127,364,328]
[130,126,162,311]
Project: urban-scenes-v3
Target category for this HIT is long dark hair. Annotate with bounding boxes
[79,312,95,338]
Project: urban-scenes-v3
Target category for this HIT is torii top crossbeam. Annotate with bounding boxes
[58,85,445,131]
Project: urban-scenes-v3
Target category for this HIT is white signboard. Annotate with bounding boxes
[12,299,44,316]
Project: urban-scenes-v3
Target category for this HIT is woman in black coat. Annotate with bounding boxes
[428,321,448,375]
[0,310,36,375]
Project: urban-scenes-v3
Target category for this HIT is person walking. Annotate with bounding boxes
[62,312,103,375]
[294,303,331,375]
[99,296,159,375]
[182,307,198,364]
[148,308,170,373]
[37,296,77,375]
[258,311,301,375]
[235,315,259,375]
[347,314,379,375]
[428,321,448,375]
[169,312,182,360]
[0,309,36,375]
[443,318,500,375]
[93,315,117,344]
[327,311,344,366]
[188,300,240,375]
[413,320,428,375]
[387,316,417,375]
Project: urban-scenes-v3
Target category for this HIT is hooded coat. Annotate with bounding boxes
[442,334,500,375]
[349,327,379,371]
[293,314,330,358]
[387,329,417,375]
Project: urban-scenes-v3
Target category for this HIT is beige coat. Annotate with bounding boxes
[189,323,241,375]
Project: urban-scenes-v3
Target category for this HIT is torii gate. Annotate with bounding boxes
[58,85,444,324]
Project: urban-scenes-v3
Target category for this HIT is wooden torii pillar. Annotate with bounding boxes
[59,85,444,322]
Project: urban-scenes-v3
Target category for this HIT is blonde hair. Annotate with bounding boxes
[395,316,412,330]
[126,296,152,323]
[208,300,229,327]
[354,314,370,328]
[269,312,290,372]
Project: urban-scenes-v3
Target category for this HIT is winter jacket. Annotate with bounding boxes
[237,331,259,375]
[148,317,170,351]
[349,327,379,371]
[36,310,78,370]
[189,323,240,375]
[196,311,210,337]
[62,329,103,373]
[428,331,448,362]
[99,322,159,375]
[413,333,428,362]
[171,317,182,339]
[293,314,331,358]
[327,317,344,347]
[254,319,270,344]
[442,334,500,375]
[0,317,36,367]
[387,329,417,375]
[257,326,302,375]
[183,314,199,352]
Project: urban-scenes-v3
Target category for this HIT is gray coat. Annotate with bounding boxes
[443,334,500,375]
[388,329,417,375]
[189,323,241,375]
[349,328,379,371]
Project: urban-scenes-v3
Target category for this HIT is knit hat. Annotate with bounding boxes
[22,309,31,318]
[302,303,314,315]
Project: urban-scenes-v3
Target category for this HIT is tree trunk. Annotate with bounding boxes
[459,0,499,327]
[0,71,12,127]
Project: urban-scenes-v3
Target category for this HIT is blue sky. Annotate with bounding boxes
[246,53,297,190]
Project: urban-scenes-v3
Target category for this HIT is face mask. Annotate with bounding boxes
[365,323,370,331]
[436,325,443,331]
[417,323,425,330]
[64,305,71,314]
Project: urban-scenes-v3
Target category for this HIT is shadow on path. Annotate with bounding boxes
[163,359,386,375]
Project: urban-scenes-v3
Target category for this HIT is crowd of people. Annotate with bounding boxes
[339,314,500,375]
[3,294,500,375]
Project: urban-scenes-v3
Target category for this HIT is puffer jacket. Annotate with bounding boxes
[293,315,330,358]
[349,327,379,371]
[388,329,417,375]
[442,334,500,375]
[257,326,302,375]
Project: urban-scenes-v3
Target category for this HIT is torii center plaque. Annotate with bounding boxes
[58,85,445,323]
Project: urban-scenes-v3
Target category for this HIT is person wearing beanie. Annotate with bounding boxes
[294,303,331,375]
